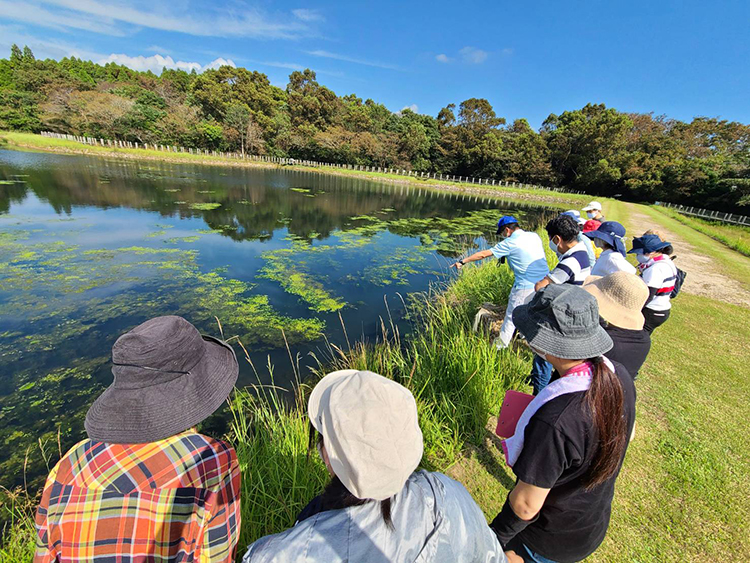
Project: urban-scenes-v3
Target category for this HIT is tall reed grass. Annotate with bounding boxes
[227,260,532,555]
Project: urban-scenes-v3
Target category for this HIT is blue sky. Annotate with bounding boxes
[1,0,748,128]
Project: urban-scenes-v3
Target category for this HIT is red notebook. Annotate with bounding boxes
[496,390,535,438]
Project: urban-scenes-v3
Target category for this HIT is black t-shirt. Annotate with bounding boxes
[604,323,651,380]
[511,362,636,562]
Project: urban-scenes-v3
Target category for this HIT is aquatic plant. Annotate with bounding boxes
[188,202,221,210]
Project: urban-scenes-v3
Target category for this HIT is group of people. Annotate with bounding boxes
[32,200,680,563]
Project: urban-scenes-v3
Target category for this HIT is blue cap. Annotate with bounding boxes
[584,221,627,257]
[628,234,672,255]
[496,215,519,234]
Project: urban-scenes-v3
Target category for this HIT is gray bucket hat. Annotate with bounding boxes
[85,315,239,444]
[512,284,613,359]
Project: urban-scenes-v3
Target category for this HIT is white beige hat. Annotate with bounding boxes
[308,370,423,501]
[582,201,602,212]
[583,272,649,330]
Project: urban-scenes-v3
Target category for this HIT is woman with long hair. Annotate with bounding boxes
[243,370,515,563]
[491,285,636,563]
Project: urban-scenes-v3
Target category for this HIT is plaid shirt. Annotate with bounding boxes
[34,432,241,562]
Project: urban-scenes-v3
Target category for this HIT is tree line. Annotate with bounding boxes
[1,45,748,211]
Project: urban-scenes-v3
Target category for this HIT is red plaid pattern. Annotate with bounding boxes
[34,432,241,562]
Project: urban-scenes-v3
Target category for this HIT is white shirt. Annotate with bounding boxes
[591,249,636,277]
[640,256,678,311]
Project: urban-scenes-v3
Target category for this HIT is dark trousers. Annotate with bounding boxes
[643,308,670,334]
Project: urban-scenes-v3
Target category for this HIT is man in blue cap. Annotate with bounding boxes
[452,215,549,348]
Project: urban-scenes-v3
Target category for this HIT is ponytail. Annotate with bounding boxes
[583,357,628,489]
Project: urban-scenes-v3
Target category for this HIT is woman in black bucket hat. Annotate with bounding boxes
[491,285,636,563]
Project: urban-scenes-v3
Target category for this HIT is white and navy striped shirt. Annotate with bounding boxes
[548,241,591,286]
[640,255,678,311]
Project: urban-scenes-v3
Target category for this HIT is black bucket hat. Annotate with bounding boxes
[512,284,613,359]
[85,316,239,444]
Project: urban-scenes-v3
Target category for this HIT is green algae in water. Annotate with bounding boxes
[259,250,346,313]
[165,236,201,244]
[189,202,221,210]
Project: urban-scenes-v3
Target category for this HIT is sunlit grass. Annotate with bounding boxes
[655,206,750,257]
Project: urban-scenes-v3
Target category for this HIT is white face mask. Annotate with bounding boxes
[586,211,596,219]
[548,238,560,255]
[636,253,651,264]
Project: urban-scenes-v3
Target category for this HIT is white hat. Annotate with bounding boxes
[308,370,423,501]
[582,201,602,212]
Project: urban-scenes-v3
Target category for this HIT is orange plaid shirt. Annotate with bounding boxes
[34,431,241,562]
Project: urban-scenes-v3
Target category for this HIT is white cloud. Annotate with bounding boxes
[0,0,124,35]
[292,8,324,22]
[99,53,235,74]
[6,0,317,40]
[306,49,401,71]
[435,53,451,63]
[401,104,419,113]
[459,46,488,64]
[146,45,170,54]
[502,48,514,56]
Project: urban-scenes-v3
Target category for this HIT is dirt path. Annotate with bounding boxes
[626,204,750,308]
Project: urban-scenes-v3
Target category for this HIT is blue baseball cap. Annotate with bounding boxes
[628,234,672,255]
[496,215,519,234]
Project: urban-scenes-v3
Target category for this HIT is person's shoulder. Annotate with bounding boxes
[242,515,321,563]
[532,389,588,434]
[179,433,239,471]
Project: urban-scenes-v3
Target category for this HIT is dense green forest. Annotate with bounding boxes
[1,45,748,211]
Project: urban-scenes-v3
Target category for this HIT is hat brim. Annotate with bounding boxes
[583,281,645,331]
[512,301,613,359]
[85,338,239,444]
[586,231,626,256]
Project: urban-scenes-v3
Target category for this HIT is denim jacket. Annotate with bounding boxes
[242,470,507,563]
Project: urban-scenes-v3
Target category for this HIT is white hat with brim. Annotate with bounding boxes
[582,201,602,212]
[308,370,423,501]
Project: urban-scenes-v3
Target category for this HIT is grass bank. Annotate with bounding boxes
[0,131,591,207]
[654,206,750,257]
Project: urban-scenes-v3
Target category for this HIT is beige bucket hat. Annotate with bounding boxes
[583,272,649,330]
[308,370,423,501]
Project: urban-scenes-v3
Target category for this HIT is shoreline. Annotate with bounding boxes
[1,131,590,207]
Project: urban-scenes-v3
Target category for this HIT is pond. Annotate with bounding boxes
[0,149,556,490]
